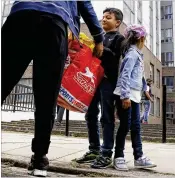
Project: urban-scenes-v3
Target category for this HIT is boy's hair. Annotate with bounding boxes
[103,8,123,22]
[146,78,152,83]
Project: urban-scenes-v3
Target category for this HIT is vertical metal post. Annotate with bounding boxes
[162,85,167,143]
[13,86,18,112]
[65,109,69,136]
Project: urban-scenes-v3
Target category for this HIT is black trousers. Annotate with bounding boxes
[1,10,68,155]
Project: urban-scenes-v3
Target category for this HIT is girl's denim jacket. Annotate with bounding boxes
[116,45,147,99]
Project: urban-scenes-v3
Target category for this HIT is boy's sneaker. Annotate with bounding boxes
[91,155,112,169]
[134,156,157,169]
[28,154,49,177]
[75,151,99,164]
[113,157,128,171]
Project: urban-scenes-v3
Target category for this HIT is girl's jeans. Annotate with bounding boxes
[114,95,143,160]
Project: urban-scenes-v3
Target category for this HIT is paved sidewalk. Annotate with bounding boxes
[1,131,175,177]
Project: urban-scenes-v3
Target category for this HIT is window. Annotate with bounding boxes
[166,102,174,121]
[164,5,172,19]
[150,95,154,115]
[161,29,173,43]
[166,52,173,61]
[150,63,154,83]
[161,53,165,62]
[167,102,174,113]
[161,29,164,42]
[163,76,174,89]
[161,6,164,19]
[156,69,160,88]
[164,28,173,42]
[162,52,174,66]
[156,97,160,117]
[161,5,173,20]
[165,29,173,37]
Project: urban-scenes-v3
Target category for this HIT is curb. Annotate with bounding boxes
[2,154,175,177]
[1,157,124,177]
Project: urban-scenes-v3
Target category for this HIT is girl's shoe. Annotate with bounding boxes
[113,157,128,171]
[134,156,157,168]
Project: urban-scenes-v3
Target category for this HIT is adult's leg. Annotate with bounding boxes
[1,11,32,104]
[32,14,68,155]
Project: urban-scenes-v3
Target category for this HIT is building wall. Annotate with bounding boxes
[161,1,174,67]
[161,1,175,124]
[162,67,175,124]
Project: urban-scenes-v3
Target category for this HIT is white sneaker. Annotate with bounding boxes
[31,169,47,177]
[113,157,128,171]
[134,156,157,169]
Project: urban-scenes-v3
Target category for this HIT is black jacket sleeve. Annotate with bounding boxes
[101,35,125,61]
[77,1,104,43]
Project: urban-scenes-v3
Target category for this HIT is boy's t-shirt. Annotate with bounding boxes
[100,31,124,88]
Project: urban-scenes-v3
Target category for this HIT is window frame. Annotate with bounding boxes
[156,97,160,117]
[156,69,160,88]
[150,63,154,83]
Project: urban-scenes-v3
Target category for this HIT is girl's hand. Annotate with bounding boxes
[122,99,131,109]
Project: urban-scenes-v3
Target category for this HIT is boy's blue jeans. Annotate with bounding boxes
[85,78,115,158]
[114,95,143,160]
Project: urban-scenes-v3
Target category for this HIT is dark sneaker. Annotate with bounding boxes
[28,155,49,177]
[91,155,112,169]
[75,151,99,164]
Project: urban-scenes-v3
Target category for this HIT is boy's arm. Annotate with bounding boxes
[102,35,124,60]
[145,91,153,102]
[120,54,137,100]
[77,1,104,44]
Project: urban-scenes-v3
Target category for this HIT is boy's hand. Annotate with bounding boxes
[122,99,131,109]
[150,98,154,102]
[93,42,104,58]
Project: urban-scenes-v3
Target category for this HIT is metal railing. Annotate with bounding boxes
[2,84,35,112]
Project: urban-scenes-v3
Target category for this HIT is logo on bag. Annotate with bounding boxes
[74,67,96,95]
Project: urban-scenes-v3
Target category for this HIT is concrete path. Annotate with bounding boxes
[1,131,175,177]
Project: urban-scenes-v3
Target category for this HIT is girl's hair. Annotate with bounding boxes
[121,24,147,56]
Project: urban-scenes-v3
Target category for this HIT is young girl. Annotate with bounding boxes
[113,24,156,171]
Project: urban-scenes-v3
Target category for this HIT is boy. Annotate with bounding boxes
[1,1,104,177]
[141,79,153,124]
[76,8,124,169]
